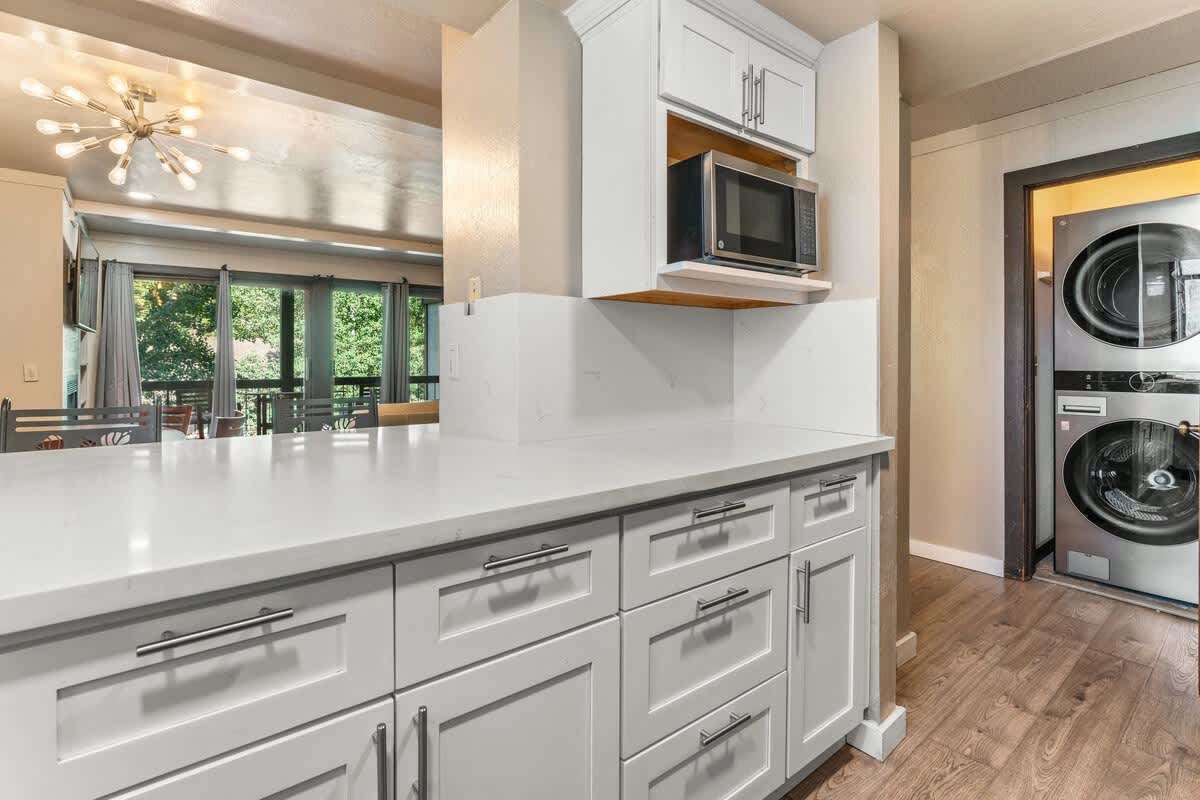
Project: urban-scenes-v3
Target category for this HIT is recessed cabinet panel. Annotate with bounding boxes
[620,559,788,756]
[787,528,869,775]
[0,567,393,800]
[395,619,620,800]
[622,481,789,608]
[790,459,868,550]
[660,0,750,126]
[394,518,618,688]
[107,699,392,800]
[749,40,816,152]
[621,672,787,800]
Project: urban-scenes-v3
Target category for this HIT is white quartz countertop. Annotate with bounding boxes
[0,422,892,639]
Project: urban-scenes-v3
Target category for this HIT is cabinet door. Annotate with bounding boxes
[787,528,868,776]
[395,618,619,800]
[112,699,393,799]
[660,0,750,126]
[749,40,816,153]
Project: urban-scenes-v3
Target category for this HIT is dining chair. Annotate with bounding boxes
[161,405,193,437]
[1,397,161,453]
[176,388,213,438]
[210,413,245,438]
[272,392,378,434]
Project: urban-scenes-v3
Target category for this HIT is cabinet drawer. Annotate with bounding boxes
[394,518,618,688]
[622,481,789,609]
[620,559,787,756]
[621,672,787,800]
[790,459,868,549]
[0,566,393,800]
[110,699,392,799]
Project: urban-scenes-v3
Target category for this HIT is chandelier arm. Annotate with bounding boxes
[147,135,183,169]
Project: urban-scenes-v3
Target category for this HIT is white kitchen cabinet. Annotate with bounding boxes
[787,527,869,775]
[108,699,393,799]
[749,39,816,152]
[620,559,788,756]
[790,458,868,550]
[393,518,618,688]
[621,672,787,800]
[395,618,620,800]
[660,0,750,127]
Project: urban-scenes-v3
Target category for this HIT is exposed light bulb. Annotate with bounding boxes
[169,146,202,174]
[156,151,172,173]
[227,146,250,162]
[178,124,198,139]
[177,171,197,191]
[55,137,98,159]
[107,75,129,95]
[20,78,53,99]
[177,105,202,121]
[59,85,90,106]
[110,117,124,128]
[108,133,133,155]
[35,119,77,135]
[107,154,131,186]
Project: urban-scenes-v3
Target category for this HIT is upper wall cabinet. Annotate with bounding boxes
[660,0,816,153]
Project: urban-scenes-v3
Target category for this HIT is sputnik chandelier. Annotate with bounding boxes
[19,74,250,191]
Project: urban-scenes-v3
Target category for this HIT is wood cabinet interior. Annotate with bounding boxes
[666,113,797,174]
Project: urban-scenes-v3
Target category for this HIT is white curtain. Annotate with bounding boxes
[380,281,410,404]
[95,261,143,407]
[212,266,237,416]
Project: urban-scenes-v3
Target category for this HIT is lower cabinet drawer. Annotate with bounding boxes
[790,459,868,550]
[0,566,394,800]
[621,672,787,800]
[622,481,790,609]
[393,517,618,688]
[620,559,788,757]
[110,699,393,799]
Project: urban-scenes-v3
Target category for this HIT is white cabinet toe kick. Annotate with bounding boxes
[0,454,895,799]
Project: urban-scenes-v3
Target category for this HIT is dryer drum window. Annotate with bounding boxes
[1064,419,1200,546]
[1063,222,1200,348]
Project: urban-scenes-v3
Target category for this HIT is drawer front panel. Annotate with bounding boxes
[110,699,392,799]
[0,567,393,800]
[622,481,789,609]
[790,459,867,550]
[621,672,787,800]
[394,518,618,688]
[620,559,787,756]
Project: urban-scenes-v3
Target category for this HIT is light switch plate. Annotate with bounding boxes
[467,275,482,302]
[447,344,460,379]
[22,363,38,382]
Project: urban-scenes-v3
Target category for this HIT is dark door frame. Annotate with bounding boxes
[1004,131,1200,579]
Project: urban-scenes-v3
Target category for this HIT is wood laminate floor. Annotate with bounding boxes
[786,557,1200,800]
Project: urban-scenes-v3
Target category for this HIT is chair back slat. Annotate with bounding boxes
[272,392,378,434]
[1,398,161,452]
[161,405,193,436]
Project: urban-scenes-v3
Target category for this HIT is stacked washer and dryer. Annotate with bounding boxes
[1054,194,1200,605]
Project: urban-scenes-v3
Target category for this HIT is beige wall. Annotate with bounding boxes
[0,170,65,406]
[441,0,580,304]
[910,59,1200,570]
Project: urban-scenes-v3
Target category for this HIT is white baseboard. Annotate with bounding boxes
[896,630,917,667]
[910,538,1004,577]
[847,706,907,761]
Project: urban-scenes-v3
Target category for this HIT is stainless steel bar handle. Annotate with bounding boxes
[693,500,747,521]
[136,607,294,657]
[413,706,428,800]
[697,586,750,612]
[819,474,857,490]
[375,723,388,800]
[483,543,569,570]
[796,560,811,624]
[1062,405,1102,414]
[757,67,766,124]
[699,712,752,747]
[742,67,751,124]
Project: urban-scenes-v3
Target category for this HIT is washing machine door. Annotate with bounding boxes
[1063,418,1200,545]
[1062,222,1200,348]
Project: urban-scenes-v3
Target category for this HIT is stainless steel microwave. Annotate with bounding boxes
[667,150,818,275]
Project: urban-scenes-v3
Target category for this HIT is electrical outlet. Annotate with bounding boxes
[22,363,38,382]
[468,275,482,302]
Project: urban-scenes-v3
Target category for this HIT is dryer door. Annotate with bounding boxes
[1063,419,1200,545]
[1062,223,1200,349]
